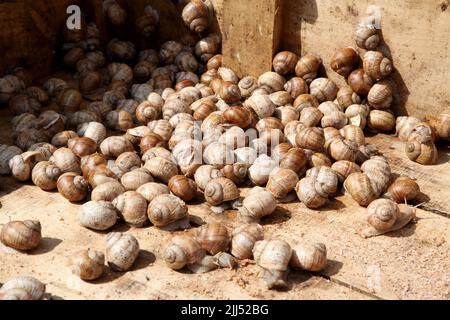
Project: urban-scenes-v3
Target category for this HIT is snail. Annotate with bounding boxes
[195,33,221,62]
[164,234,206,270]
[8,94,41,115]
[323,127,342,150]
[248,155,279,186]
[79,70,102,93]
[238,76,258,98]
[279,147,307,174]
[359,199,416,238]
[68,137,97,158]
[239,187,277,222]
[253,239,292,289]
[106,232,140,271]
[37,111,65,138]
[405,138,438,165]
[0,276,45,300]
[408,122,435,144]
[100,136,134,159]
[115,152,141,173]
[0,220,41,251]
[172,138,203,177]
[367,80,393,110]
[0,144,22,175]
[70,249,105,281]
[345,104,370,129]
[234,147,258,166]
[52,131,79,148]
[58,89,82,113]
[257,71,286,93]
[9,151,44,181]
[0,75,25,103]
[384,176,420,203]
[266,168,299,199]
[426,107,450,141]
[13,129,48,151]
[148,194,189,230]
[343,172,377,206]
[218,67,239,84]
[309,78,338,103]
[136,182,170,203]
[120,168,153,191]
[203,142,235,168]
[91,180,125,202]
[328,138,359,162]
[367,110,396,132]
[204,177,240,205]
[296,166,338,208]
[144,156,178,183]
[107,63,134,84]
[168,175,198,202]
[113,191,148,227]
[182,0,210,33]
[321,111,348,129]
[395,116,421,141]
[330,47,358,77]
[148,119,173,141]
[136,5,159,37]
[295,127,324,151]
[284,77,309,99]
[194,165,224,190]
[207,54,222,70]
[48,148,80,174]
[306,151,332,168]
[348,68,374,95]
[31,161,61,191]
[105,110,134,132]
[361,156,391,197]
[331,160,361,183]
[300,107,323,127]
[231,224,264,260]
[196,223,230,255]
[103,0,127,25]
[191,97,216,121]
[272,51,299,75]
[79,201,118,230]
[274,106,299,126]
[363,51,393,81]
[336,86,361,110]
[295,53,322,83]
[222,106,253,128]
[57,172,89,202]
[290,242,327,272]
[220,163,248,185]
[339,124,365,146]
[355,20,380,50]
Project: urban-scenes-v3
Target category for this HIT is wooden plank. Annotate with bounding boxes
[367,134,450,215]
[221,0,283,78]
[280,0,450,117]
[0,180,369,300]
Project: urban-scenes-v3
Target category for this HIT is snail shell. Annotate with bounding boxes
[57,172,89,202]
[220,163,248,185]
[348,68,374,95]
[120,168,153,191]
[395,116,421,141]
[257,71,286,93]
[68,137,97,158]
[253,239,292,289]
[100,136,134,159]
[203,142,235,168]
[182,0,210,33]
[8,94,41,115]
[345,104,370,129]
[195,33,220,62]
[336,86,361,110]
[280,147,307,173]
[207,54,222,70]
[147,194,189,228]
[309,78,338,103]
[343,172,376,206]
[239,188,277,222]
[37,111,65,138]
[331,160,361,183]
[105,110,134,132]
[248,155,278,186]
[144,156,178,183]
[324,127,342,151]
[339,125,365,146]
[80,201,118,230]
[91,180,125,202]
[31,161,61,190]
[295,127,324,151]
[204,177,240,205]
[356,144,380,165]
[269,91,293,107]
[115,152,141,174]
[231,224,264,260]
[58,89,82,113]
[164,235,205,270]
[284,77,308,99]
[360,156,391,197]
[367,110,396,132]
[368,80,393,110]
[405,139,438,165]
[266,167,299,199]
[134,61,157,82]
[355,23,379,50]
[168,175,198,202]
[427,107,450,141]
[82,122,107,145]
[113,191,148,227]
[0,288,32,300]
[306,166,338,195]
[71,249,105,281]
[272,51,299,75]
[321,111,348,129]
[409,122,435,144]
[0,220,41,251]
[9,151,45,181]
[238,76,258,98]
[295,176,328,208]
[136,5,159,37]
[218,67,238,84]
[106,232,140,272]
[290,242,327,272]
[234,147,258,165]
[136,182,170,202]
[0,276,45,300]
[194,165,224,190]
[218,126,247,149]
[300,107,323,127]
[191,97,217,121]
[328,138,359,162]
[363,51,393,81]
[306,151,332,168]
[293,94,319,113]
[330,47,358,77]
[196,223,230,255]
[385,176,420,203]
[274,106,299,126]
[222,106,253,128]
[295,54,322,83]
[103,0,127,25]
[0,144,22,175]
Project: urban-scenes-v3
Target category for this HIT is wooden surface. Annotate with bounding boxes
[279,0,450,117]
[0,113,449,299]
[221,0,283,78]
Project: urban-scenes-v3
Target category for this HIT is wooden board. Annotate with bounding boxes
[221,0,283,78]
[280,0,450,117]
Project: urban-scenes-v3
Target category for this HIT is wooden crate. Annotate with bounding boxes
[0,0,449,300]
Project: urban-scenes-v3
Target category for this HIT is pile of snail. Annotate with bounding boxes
[0,1,445,298]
